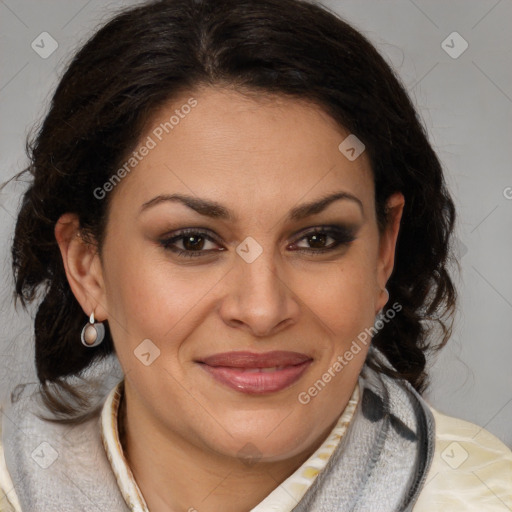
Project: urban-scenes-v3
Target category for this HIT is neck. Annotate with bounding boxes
[118,382,336,512]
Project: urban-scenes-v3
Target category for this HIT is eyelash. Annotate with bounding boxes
[158,226,356,259]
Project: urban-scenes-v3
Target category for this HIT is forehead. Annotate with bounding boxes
[110,86,374,219]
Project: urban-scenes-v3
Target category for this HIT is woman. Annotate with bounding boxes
[0,0,510,510]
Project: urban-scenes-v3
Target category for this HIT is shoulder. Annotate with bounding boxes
[413,405,512,511]
[0,416,22,512]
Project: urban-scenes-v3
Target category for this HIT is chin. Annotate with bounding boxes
[201,416,317,463]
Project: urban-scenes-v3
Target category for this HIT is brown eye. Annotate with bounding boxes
[291,226,356,254]
[159,229,223,258]
[304,232,330,249]
[182,234,206,251]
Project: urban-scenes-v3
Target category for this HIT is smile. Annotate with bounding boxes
[196,351,313,394]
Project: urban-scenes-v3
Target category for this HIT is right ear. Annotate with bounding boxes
[54,213,109,322]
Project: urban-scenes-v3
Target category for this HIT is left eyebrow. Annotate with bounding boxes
[288,191,364,221]
[139,190,363,221]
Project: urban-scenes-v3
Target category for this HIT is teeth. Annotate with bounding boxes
[240,366,284,373]
[260,366,280,373]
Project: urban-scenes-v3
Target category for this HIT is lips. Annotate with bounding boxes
[196,351,313,394]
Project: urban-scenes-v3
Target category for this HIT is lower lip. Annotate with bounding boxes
[198,361,312,394]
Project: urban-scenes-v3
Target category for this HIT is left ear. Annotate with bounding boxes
[375,191,405,312]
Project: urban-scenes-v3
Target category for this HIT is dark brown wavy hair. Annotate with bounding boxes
[7,0,456,424]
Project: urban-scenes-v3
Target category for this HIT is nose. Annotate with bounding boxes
[218,247,300,337]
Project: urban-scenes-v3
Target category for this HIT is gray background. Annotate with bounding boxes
[1,0,511,448]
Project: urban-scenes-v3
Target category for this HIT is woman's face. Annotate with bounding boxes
[63,86,403,462]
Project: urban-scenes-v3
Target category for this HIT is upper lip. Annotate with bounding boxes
[197,350,312,368]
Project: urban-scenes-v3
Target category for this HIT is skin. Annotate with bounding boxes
[55,86,404,512]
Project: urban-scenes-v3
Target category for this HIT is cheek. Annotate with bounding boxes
[305,253,379,335]
[101,239,225,352]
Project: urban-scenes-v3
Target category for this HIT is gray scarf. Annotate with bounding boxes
[3,346,434,511]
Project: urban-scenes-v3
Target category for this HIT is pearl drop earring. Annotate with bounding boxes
[80,311,105,347]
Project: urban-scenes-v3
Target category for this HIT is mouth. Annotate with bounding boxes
[195,351,313,394]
